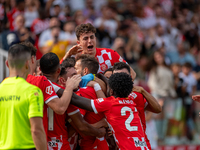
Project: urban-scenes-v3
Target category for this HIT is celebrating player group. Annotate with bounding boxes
[0,23,162,150]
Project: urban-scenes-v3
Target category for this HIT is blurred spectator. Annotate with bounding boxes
[82,0,99,21]
[168,42,196,67]
[73,10,93,25]
[30,7,49,37]
[50,1,67,23]
[7,0,25,31]
[40,26,69,60]
[147,51,176,142]
[179,62,197,141]
[6,14,34,47]
[38,17,66,48]
[24,0,39,28]
[63,21,76,45]
[94,6,118,38]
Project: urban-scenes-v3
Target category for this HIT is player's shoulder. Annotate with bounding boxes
[27,74,48,82]
[52,81,65,89]
[129,92,145,105]
[96,47,115,53]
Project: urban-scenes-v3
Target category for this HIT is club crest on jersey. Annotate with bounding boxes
[119,56,123,62]
[100,64,108,72]
[46,86,53,95]
[129,92,137,99]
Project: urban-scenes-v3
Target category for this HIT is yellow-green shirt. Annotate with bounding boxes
[0,77,44,149]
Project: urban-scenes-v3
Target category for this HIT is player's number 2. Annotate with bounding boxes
[121,106,138,131]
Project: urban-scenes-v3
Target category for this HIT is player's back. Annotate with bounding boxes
[26,74,58,135]
[100,96,148,150]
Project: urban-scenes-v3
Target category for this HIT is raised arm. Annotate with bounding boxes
[47,75,82,114]
[133,86,162,113]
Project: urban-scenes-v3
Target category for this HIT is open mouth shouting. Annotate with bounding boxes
[87,45,94,50]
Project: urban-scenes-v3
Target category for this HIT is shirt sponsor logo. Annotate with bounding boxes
[46,86,53,95]
[128,137,148,149]
[0,95,20,101]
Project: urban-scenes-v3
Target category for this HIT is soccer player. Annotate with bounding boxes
[112,62,162,150]
[72,54,109,150]
[39,52,106,150]
[61,23,136,80]
[19,42,81,137]
[1,44,46,150]
[70,73,149,150]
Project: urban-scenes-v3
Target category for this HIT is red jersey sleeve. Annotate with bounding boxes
[67,104,80,116]
[110,50,127,65]
[91,98,111,114]
[41,77,58,104]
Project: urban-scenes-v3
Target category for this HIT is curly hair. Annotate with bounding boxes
[75,23,96,40]
[109,72,133,98]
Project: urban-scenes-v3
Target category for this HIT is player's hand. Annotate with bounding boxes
[63,45,83,59]
[65,74,82,90]
[107,128,113,136]
[192,95,200,103]
[97,127,106,138]
[132,85,144,93]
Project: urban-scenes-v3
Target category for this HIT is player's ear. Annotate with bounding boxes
[5,60,9,68]
[59,77,66,86]
[77,40,80,45]
[31,55,36,64]
[110,89,114,96]
[83,67,88,76]
[57,67,61,74]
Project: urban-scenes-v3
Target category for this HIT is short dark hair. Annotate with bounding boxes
[75,23,96,40]
[112,62,130,73]
[60,57,76,76]
[20,41,37,56]
[76,54,99,74]
[104,68,113,75]
[109,72,133,98]
[8,44,31,69]
[40,52,60,74]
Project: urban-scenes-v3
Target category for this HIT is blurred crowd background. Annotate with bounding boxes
[1,0,200,148]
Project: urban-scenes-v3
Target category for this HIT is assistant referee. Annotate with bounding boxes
[0,44,47,150]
